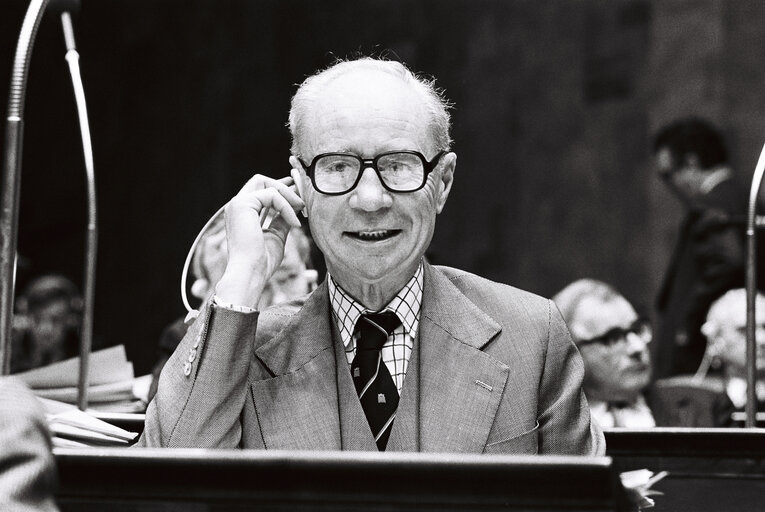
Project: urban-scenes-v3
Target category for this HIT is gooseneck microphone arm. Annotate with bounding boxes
[1,0,95,413]
[61,10,97,412]
[745,142,765,428]
[0,0,52,376]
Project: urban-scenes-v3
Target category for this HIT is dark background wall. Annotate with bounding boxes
[1,0,763,375]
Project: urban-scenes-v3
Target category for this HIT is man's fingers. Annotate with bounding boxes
[270,180,305,210]
[256,189,302,228]
[238,174,295,198]
[235,175,304,218]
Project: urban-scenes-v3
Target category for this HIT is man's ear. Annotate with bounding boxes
[435,152,456,214]
[289,156,308,218]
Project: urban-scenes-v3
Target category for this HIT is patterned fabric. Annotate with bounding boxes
[352,312,402,450]
[329,262,423,393]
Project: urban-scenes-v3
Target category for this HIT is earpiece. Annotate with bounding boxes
[289,160,308,219]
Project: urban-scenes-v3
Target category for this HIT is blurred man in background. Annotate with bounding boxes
[698,288,765,410]
[652,118,746,379]
[554,279,656,427]
[11,275,82,374]
[555,278,733,427]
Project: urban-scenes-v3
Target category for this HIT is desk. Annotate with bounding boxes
[54,449,628,511]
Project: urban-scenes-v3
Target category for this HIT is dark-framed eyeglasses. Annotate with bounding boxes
[578,318,652,348]
[298,150,445,195]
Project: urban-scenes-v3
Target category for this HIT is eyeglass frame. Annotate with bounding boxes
[298,150,446,195]
[577,318,652,348]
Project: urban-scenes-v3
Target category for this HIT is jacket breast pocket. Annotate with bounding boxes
[484,421,539,454]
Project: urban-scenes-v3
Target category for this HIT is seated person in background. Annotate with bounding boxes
[148,218,316,402]
[554,278,733,427]
[0,377,58,512]
[692,288,765,410]
[11,275,82,374]
[141,57,603,455]
[553,279,655,428]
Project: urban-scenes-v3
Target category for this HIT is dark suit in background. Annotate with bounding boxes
[653,176,746,379]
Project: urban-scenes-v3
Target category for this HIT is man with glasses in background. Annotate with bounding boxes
[554,279,733,428]
[141,57,603,455]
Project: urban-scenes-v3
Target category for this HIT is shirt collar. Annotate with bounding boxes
[328,262,423,348]
[699,166,733,195]
[725,376,765,409]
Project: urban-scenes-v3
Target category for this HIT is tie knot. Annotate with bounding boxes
[356,311,402,351]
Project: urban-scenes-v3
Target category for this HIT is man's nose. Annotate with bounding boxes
[625,332,648,355]
[348,166,393,211]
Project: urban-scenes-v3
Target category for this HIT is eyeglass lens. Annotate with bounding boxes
[314,152,424,193]
[601,320,652,346]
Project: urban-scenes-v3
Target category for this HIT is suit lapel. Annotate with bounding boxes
[250,282,342,450]
[418,264,508,453]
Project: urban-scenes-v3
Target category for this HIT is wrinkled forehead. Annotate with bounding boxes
[570,295,637,339]
[300,70,432,154]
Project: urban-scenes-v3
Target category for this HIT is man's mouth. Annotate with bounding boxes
[345,229,401,242]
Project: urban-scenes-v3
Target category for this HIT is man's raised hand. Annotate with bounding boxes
[215,174,305,308]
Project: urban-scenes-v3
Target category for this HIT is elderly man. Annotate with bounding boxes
[140,58,603,455]
[553,280,656,428]
[555,279,733,428]
[699,288,765,410]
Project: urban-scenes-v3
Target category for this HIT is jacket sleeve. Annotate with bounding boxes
[537,300,606,456]
[137,303,259,448]
[0,377,58,512]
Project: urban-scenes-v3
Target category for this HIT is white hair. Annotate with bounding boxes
[288,57,453,157]
[703,288,765,338]
[552,278,622,330]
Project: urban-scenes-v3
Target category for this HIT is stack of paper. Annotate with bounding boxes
[40,397,139,447]
[14,345,149,413]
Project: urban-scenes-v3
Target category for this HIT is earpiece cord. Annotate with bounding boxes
[181,204,275,313]
[181,204,227,313]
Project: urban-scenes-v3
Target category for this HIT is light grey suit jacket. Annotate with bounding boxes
[0,377,59,512]
[140,264,604,455]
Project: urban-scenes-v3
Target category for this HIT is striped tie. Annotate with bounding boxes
[351,311,401,451]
